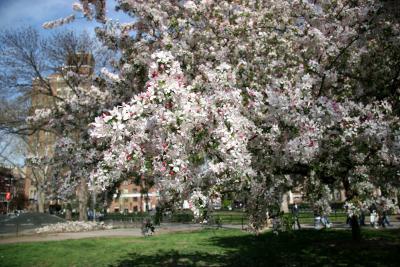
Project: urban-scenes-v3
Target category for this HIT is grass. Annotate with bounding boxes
[212,210,348,225]
[213,211,247,225]
[0,228,399,267]
[295,212,347,224]
[76,210,348,225]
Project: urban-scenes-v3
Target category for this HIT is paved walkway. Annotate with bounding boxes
[0,223,204,244]
[0,221,398,244]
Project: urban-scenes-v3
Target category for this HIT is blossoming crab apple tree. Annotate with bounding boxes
[50,0,400,230]
[246,82,400,232]
[89,51,258,217]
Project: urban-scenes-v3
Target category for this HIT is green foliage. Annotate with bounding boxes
[144,158,153,173]
[207,139,220,150]
[170,211,194,223]
[224,120,232,131]
[281,213,296,233]
[189,152,205,166]
[193,128,208,144]
[222,199,233,209]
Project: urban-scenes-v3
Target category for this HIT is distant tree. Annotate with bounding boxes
[0,27,117,219]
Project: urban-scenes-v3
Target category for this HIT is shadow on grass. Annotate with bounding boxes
[111,229,400,267]
[209,229,400,267]
[111,250,227,267]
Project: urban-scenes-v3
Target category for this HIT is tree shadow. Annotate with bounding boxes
[109,229,400,267]
[209,229,400,267]
[110,250,228,267]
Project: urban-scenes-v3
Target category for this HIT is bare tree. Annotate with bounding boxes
[0,27,114,218]
[0,27,113,134]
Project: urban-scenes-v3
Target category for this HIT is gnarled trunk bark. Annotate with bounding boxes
[78,178,88,221]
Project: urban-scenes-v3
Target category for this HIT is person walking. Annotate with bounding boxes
[370,210,378,229]
[141,218,155,236]
[381,210,391,227]
[321,213,331,228]
[291,202,301,230]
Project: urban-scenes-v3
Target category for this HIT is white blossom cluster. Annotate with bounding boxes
[189,190,208,218]
[90,52,256,197]
[101,67,120,82]
[26,108,52,123]
[344,201,362,218]
[35,221,112,234]
[42,15,75,29]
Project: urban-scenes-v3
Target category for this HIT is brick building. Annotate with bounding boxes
[0,165,25,213]
[108,179,159,213]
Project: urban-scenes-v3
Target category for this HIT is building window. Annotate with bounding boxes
[133,197,138,201]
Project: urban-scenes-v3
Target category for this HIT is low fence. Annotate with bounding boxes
[101,211,194,224]
[59,209,347,226]
[0,221,27,236]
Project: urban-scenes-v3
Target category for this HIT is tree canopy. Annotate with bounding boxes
[30,0,400,230]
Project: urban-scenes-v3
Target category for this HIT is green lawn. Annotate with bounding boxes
[212,210,348,225]
[212,211,248,225]
[93,210,349,225]
[295,212,347,224]
[0,228,399,267]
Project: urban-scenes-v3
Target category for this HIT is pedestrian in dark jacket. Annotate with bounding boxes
[291,202,301,230]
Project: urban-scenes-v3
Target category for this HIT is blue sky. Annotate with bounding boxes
[0,0,132,34]
[0,0,133,167]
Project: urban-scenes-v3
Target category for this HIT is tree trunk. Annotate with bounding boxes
[280,192,289,213]
[351,215,361,241]
[145,192,149,212]
[92,190,97,221]
[37,188,46,213]
[78,179,88,221]
[65,209,72,220]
